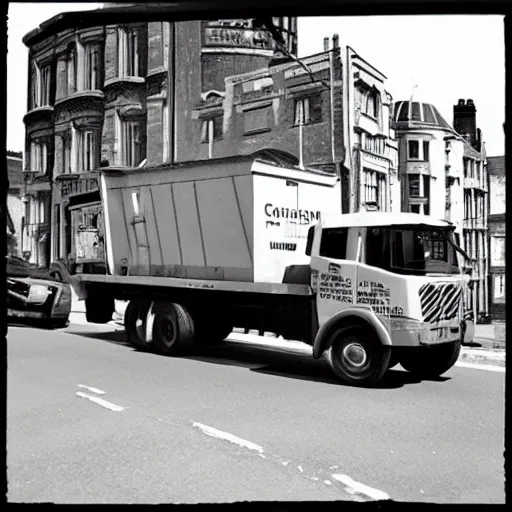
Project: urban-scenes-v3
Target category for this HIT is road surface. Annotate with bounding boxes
[7,322,505,504]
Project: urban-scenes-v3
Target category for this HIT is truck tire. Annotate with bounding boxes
[85,294,115,324]
[152,302,195,355]
[125,299,152,349]
[399,342,461,378]
[326,325,391,386]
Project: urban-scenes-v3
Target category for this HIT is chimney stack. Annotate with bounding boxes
[332,33,339,49]
[453,98,478,149]
[323,37,329,51]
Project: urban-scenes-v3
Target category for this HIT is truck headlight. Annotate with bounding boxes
[27,284,50,304]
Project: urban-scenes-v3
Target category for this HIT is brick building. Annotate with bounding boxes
[392,98,489,321]
[22,5,296,272]
[487,155,505,320]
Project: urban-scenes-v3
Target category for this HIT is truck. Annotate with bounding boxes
[76,154,474,386]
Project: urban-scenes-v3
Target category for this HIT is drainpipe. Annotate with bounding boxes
[329,35,337,167]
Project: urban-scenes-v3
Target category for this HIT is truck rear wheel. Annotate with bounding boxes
[399,342,461,378]
[327,326,391,386]
[152,302,195,355]
[125,299,152,349]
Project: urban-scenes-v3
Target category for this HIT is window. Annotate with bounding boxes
[85,43,102,90]
[423,175,430,200]
[62,134,72,174]
[409,175,420,197]
[410,204,420,214]
[363,169,386,210]
[38,196,46,224]
[364,135,385,155]
[370,228,459,276]
[201,116,223,143]
[493,274,505,302]
[490,236,505,266]
[408,140,419,159]
[117,27,140,77]
[54,204,61,259]
[363,89,378,118]
[117,116,146,167]
[423,140,430,162]
[30,62,51,109]
[294,97,310,125]
[70,127,99,173]
[65,48,77,96]
[244,106,271,135]
[30,141,48,173]
[319,228,349,260]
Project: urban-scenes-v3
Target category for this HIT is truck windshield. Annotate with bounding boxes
[366,226,460,276]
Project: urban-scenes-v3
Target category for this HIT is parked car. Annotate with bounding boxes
[6,256,72,328]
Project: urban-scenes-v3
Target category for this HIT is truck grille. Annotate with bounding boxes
[419,282,462,324]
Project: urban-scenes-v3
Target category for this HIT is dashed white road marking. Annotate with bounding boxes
[324,480,333,485]
[455,361,505,372]
[332,474,390,501]
[76,392,125,412]
[192,422,264,454]
[77,384,106,395]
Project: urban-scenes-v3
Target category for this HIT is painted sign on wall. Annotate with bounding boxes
[203,26,275,50]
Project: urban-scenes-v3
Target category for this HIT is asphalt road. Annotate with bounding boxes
[7,322,505,504]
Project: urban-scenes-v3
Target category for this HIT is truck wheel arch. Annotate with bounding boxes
[312,308,392,359]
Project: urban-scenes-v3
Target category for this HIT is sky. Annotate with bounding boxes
[6,5,505,156]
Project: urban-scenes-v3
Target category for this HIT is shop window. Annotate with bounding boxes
[200,116,223,143]
[408,140,419,159]
[320,228,349,260]
[71,203,104,262]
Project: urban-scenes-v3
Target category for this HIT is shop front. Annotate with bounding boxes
[54,173,106,274]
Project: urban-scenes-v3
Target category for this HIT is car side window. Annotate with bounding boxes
[319,228,349,260]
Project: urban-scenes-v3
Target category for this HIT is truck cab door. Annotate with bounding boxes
[310,226,361,328]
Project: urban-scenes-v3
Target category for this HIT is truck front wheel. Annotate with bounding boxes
[326,326,391,386]
[399,342,461,378]
[152,302,195,355]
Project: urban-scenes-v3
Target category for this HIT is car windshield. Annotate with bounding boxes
[366,226,460,276]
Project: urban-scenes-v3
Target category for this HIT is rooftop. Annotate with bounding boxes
[393,100,455,133]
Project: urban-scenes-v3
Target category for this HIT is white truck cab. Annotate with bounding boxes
[306,212,473,385]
